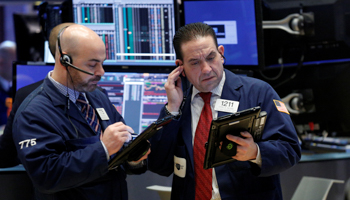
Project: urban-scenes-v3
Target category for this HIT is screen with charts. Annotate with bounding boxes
[97,72,168,133]
[181,0,263,69]
[13,62,169,134]
[72,0,177,67]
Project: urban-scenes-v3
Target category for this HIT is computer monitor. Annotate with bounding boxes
[13,14,46,62]
[13,62,169,134]
[179,0,264,70]
[98,68,168,133]
[72,0,177,67]
[262,0,350,68]
[13,62,54,93]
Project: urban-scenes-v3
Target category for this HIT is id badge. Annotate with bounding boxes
[96,108,110,120]
[214,99,239,113]
[174,156,186,178]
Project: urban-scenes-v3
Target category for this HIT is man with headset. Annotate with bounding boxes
[0,22,74,168]
[12,24,149,199]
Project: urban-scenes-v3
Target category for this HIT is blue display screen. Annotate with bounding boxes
[183,0,260,66]
[15,64,53,91]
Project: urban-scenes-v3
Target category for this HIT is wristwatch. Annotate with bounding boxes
[165,103,182,117]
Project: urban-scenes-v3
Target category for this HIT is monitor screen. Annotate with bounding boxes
[13,63,54,92]
[262,0,350,68]
[72,0,177,67]
[179,0,264,70]
[13,14,46,62]
[13,62,168,134]
[98,70,168,133]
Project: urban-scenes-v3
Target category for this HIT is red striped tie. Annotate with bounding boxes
[194,92,212,200]
[76,93,101,135]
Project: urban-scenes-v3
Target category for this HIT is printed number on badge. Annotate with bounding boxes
[214,99,239,114]
[19,138,37,149]
[221,100,235,107]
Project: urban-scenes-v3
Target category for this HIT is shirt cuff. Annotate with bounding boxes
[128,160,145,168]
[165,105,179,116]
[101,141,110,161]
[249,143,262,167]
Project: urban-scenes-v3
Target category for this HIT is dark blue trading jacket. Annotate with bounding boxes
[12,76,146,200]
[149,69,301,200]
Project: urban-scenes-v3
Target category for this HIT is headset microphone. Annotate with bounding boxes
[64,61,94,76]
[57,26,94,76]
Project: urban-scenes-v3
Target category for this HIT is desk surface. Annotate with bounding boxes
[301,151,350,162]
[0,165,25,172]
[2,152,350,171]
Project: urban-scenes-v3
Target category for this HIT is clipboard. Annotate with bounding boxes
[203,106,267,169]
[108,115,174,170]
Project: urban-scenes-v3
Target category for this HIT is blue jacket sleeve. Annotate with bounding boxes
[148,108,182,176]
[12,100,109,193]
[253,82,301,177]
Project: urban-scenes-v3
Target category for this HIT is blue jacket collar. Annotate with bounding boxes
[43,77,108,131]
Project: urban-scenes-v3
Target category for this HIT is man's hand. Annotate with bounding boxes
[164,66,184,112]
[100,122,134,156]
[130,148,151,164]
[226,131,258,161]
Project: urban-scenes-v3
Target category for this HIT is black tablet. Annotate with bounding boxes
[203,106,267,169]
[108,115,174,170]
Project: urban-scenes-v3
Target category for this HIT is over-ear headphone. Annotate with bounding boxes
[56,26,94,76]
[57,26,72,67]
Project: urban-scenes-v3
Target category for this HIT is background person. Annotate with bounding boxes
[0,40,16,126]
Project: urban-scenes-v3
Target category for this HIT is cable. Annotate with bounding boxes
[258,58,284,81]
[66,68,79,138]
[273,52,304,89]
[258,47,286,81]
[258,44,305,89]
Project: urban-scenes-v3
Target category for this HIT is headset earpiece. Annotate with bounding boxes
[57,26,71,68]
[60,53,73,67]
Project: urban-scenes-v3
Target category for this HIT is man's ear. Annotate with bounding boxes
[175,59,183,67]
[175,59,185,76]
[218,45,225,63]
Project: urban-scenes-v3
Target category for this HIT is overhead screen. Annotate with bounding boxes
[180,0,264,70]
[262,0,350,68]
[13,63,168,134]
[72,0,177,67]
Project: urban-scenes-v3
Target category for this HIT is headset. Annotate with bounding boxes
[57,26,94,76]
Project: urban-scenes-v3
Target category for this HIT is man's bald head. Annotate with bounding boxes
[57,24,105,59]
[51,24,106,89]
[48,22,75,57]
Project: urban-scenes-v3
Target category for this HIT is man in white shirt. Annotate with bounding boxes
[148,22,301,200]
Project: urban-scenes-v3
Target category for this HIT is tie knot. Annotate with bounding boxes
[199,92,212,104]
[77,93,87,105]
